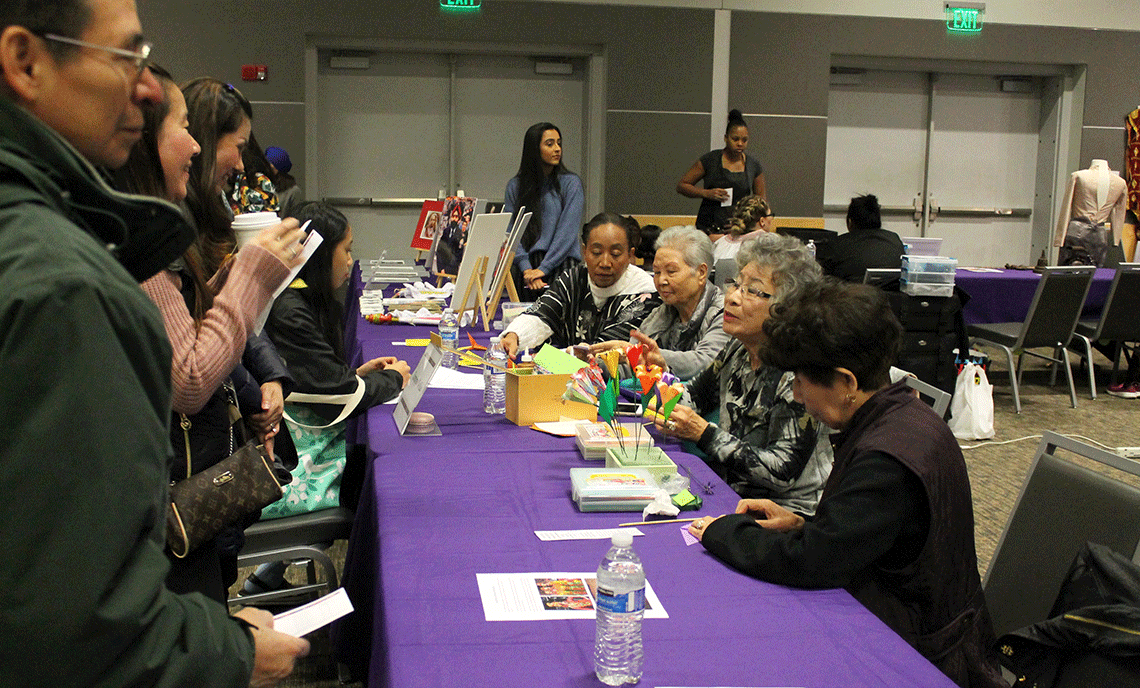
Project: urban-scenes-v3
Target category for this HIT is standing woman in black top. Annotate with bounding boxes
[676,109,767,236]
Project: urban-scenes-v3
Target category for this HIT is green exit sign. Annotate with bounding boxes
[945,2,984,33]
[441,0,480,8]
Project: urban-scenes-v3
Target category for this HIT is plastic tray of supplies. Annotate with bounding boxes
[901,269,956,285]
[901,237,944,257]
[901,255,957,273]
[605,446,677,483]
[570,467,660,512]
[901,281,955,297]
[575,422,654,460]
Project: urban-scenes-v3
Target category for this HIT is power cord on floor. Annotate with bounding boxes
[958,434,1118,452]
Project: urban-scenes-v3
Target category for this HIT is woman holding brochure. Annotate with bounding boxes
[116,66,306,603]
[244,202,411,597]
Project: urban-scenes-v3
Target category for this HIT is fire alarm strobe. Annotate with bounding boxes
[241,64,268,82]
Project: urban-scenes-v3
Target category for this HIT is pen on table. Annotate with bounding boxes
[617,517,701,527]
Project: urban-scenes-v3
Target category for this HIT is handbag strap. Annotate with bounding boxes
[283,375,366,429]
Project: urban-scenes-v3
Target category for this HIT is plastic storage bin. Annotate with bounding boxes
[605,446,677,483]
[576,423,654,460]
[901,237,943,256]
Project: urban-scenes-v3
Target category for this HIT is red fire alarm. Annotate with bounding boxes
[241,64,268,82]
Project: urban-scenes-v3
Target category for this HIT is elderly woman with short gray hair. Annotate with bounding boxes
[654,232,833,516]
[592,226,729,379]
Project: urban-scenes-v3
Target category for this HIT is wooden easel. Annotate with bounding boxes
[452,255,494,331]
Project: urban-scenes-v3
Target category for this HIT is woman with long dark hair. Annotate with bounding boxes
[504,122,584,297]
[246,201,410,595]
[676,109,767,235]
[116,66,305,603]
[182,77,254,275]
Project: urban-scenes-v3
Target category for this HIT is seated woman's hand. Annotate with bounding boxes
[629,330,667,370]
[249,381,284,440]
[357,356,392,376]
[688,515,724,542]
[385,359,412,388]
[588,340,629,355]
[735,498,805,533]
[653,403,707,442]
[247,218,307,268]
[500,332,520,360]
[522,268,548,290]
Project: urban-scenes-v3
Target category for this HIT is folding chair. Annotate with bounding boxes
[904,375,952,417]
[228,507,354,608]
[862,267,901,286]
[967,266,1095,413]
[983,432,1140,638]
[1068,263,1140,398]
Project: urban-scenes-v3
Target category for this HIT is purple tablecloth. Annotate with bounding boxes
[957,267,1115,325]
[334,313,955,687]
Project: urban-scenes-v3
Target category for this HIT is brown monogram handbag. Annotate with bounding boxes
[165,413,284,559]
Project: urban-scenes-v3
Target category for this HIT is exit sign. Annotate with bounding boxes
[945,2,984,33]
[441,0,480,8]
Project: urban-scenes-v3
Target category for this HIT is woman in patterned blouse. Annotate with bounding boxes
[653,232,833,516]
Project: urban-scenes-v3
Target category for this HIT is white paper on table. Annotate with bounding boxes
[531,419,593,437]
[428,366,484,390]
[534,527,643,541]
[254,222,321,334]
[476,572,668,621]
[271,587,353,638]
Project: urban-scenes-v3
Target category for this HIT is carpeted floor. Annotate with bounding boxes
[259,350,1140,687]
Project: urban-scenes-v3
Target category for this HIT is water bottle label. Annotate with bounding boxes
[595,586,645,613]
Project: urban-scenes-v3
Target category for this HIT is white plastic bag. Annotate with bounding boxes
[948,363,995,440]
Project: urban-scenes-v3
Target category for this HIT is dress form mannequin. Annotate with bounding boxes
[1053,159,1128,248]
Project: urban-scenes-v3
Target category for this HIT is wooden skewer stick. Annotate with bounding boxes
[617,517,700,527]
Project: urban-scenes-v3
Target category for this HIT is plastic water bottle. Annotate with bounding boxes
[805,239,817,260]
[594,531,645,685]
[483,337,508,414]
[439,308,459,369]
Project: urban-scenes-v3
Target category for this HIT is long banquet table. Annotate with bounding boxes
[333,308,956,687]
[956,267,1115,325]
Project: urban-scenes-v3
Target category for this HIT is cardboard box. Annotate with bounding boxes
[505,368,597,426]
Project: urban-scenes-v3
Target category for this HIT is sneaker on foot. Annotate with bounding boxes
[1108,382,1140,398]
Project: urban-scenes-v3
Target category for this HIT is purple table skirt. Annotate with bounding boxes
[334,315,954,687]
[957,267,1115,325]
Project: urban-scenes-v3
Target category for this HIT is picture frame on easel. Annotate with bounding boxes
[449,212,513,331]
[483,209,532,317]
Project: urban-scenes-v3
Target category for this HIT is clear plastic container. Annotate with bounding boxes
[902,255,958,273]
[594,532,645,686]
[439,308,459,369]
[901,237,944,257]
[483,337,507,414]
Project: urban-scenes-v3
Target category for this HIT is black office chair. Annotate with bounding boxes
[967,266,1095,413]
[1068,263,1140,399]
[983,432,1140,639]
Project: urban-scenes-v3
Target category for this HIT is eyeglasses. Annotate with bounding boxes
[724,278,772,301]
[40,33,153,77]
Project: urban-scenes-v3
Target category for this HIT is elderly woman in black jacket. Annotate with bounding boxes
[687,280,1005,688]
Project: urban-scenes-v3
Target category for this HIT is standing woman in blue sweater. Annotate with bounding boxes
[504,122,585,299]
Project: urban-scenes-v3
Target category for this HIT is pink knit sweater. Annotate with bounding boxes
[141,244,289,414]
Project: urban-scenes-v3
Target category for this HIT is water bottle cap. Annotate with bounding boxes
[611,531,634,547]
[490,336,501,343]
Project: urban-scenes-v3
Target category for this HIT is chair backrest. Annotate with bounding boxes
[904,375,951,416]
[983,432,1140,638]
[1092,263,1140,341]
[713,258,738,287]
[863,267,902,286]
[1017,266,1095,349]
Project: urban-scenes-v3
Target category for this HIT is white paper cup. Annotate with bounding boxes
[231,211,279,247]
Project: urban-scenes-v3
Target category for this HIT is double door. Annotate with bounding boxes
[313,49,587,260]
[825,69,1054,266]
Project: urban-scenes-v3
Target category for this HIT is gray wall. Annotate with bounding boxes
[139,2,1140,221]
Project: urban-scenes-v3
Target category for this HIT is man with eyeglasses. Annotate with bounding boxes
[0,1,308,686]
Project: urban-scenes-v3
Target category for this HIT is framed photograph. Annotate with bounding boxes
[411,200,444,251]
